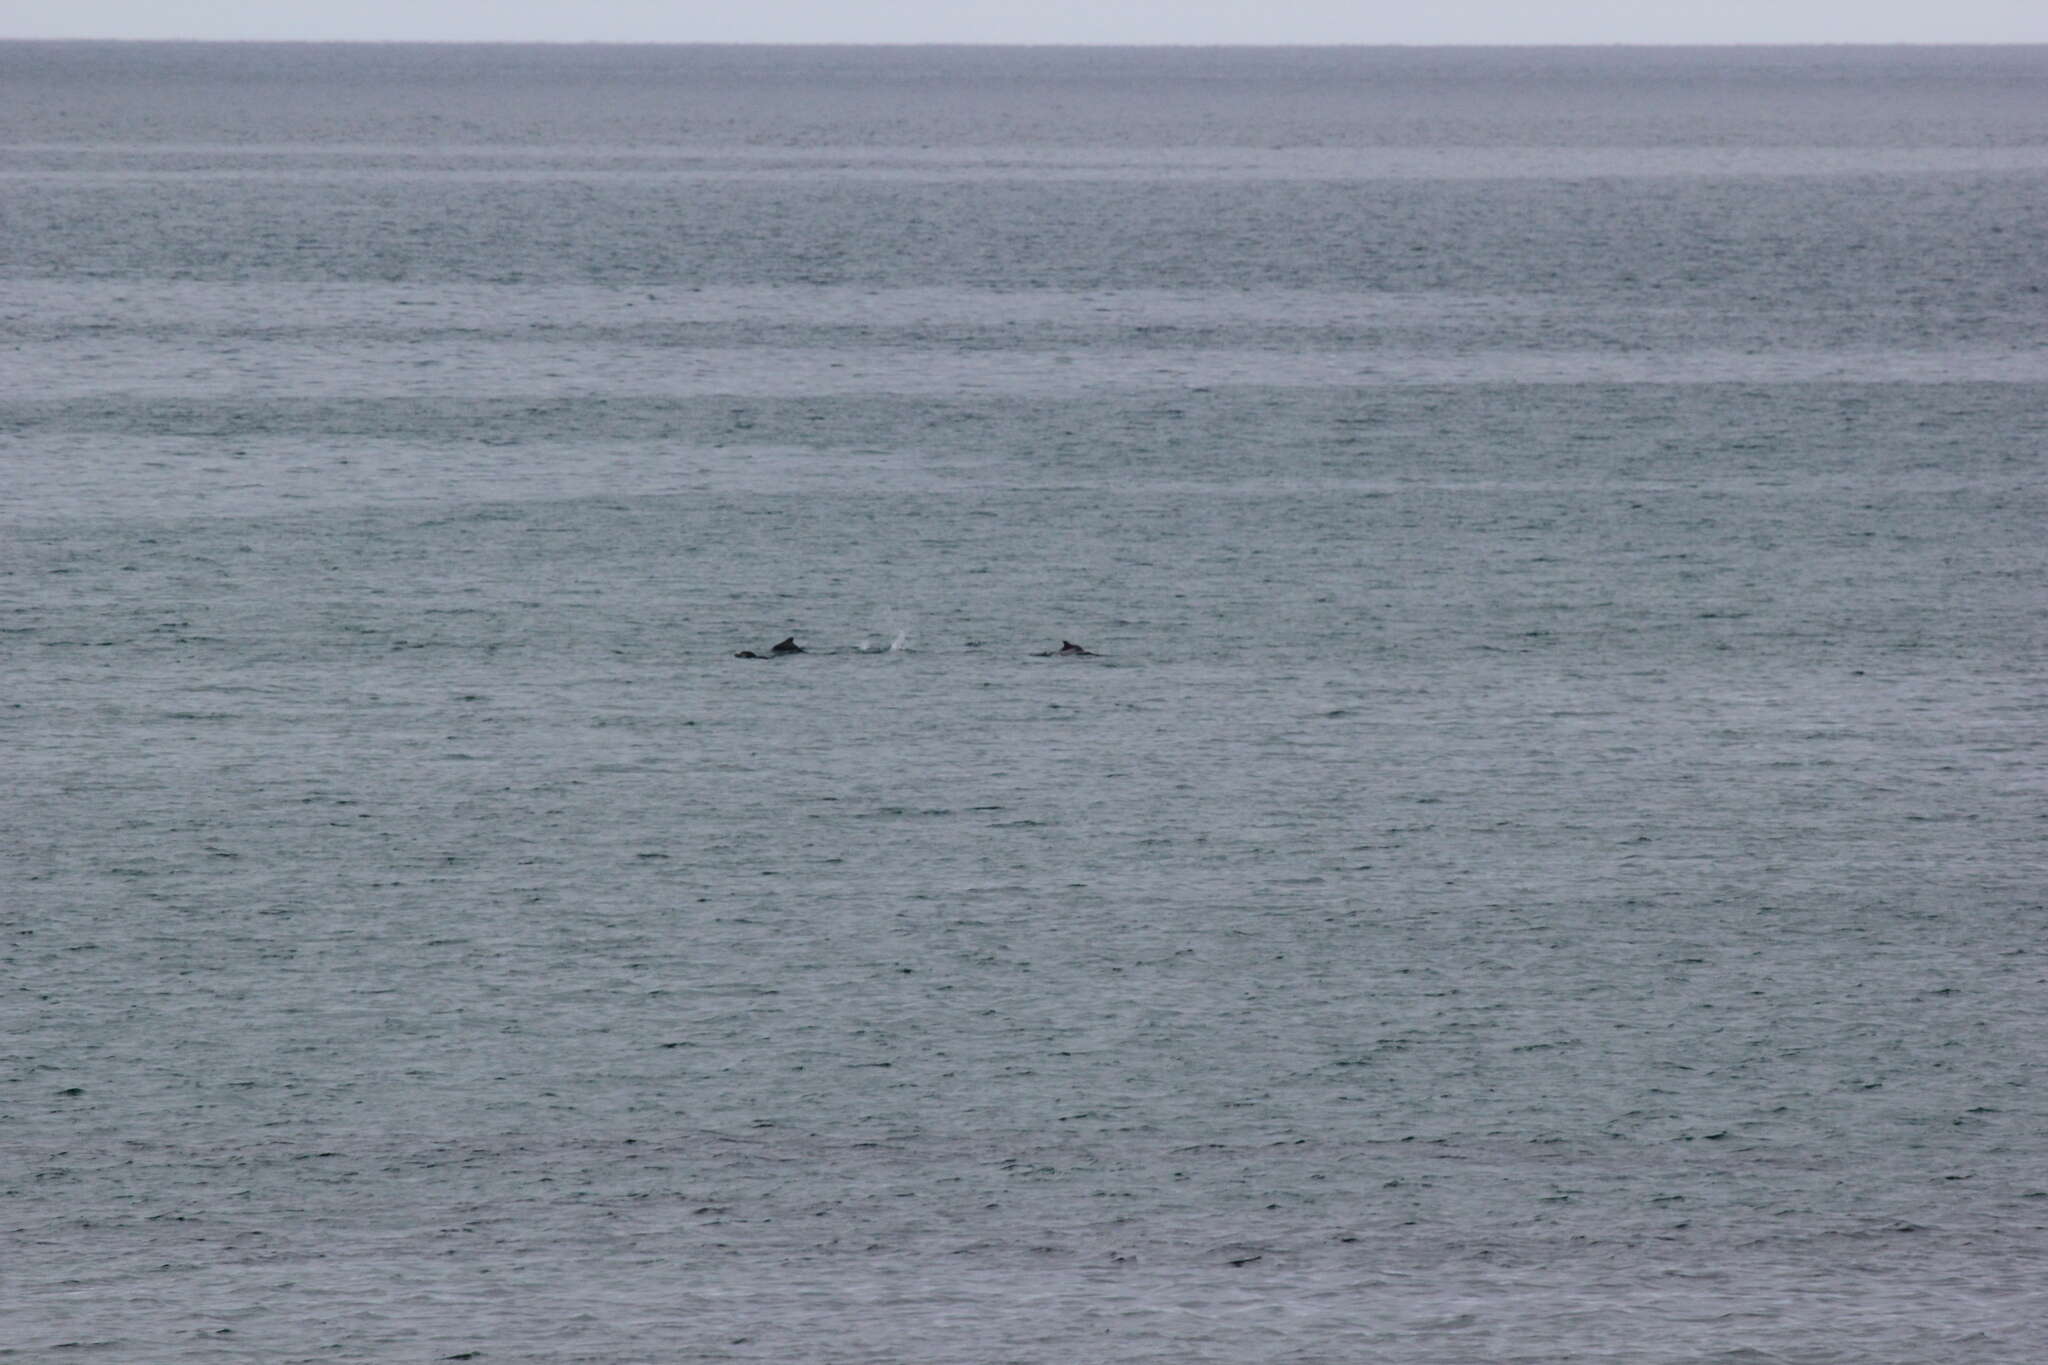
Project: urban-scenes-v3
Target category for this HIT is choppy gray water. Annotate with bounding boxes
[4,43,2046,1363]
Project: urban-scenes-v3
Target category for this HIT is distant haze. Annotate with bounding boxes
[9,0,2048,44]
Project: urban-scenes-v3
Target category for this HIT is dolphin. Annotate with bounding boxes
[735,636,804,659]
[1038,640,1096,656]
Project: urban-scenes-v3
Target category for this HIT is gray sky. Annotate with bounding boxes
[7,0,2047,44]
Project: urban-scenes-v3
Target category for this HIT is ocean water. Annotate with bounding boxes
[4,42,2046,1363]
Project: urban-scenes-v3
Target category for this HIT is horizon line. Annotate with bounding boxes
[8,37,2048,48]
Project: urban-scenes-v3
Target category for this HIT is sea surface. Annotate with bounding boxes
[3,42,2046,1363]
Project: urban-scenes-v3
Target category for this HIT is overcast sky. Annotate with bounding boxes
[7,0,2046,44]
